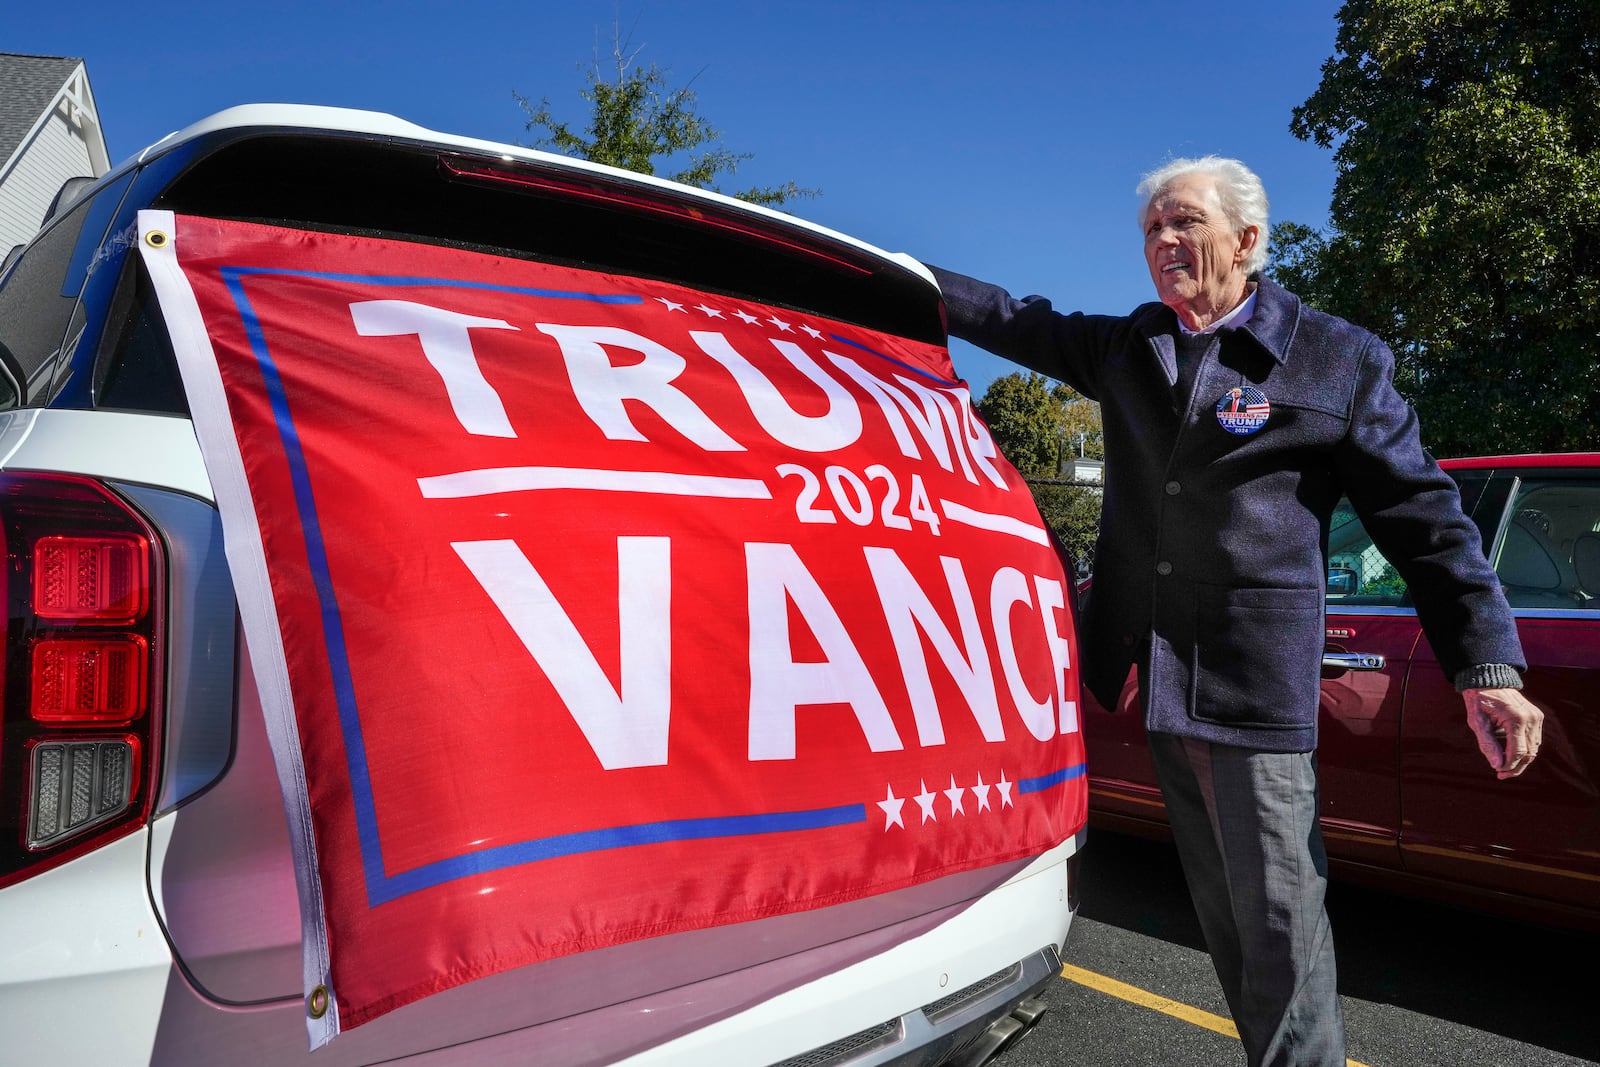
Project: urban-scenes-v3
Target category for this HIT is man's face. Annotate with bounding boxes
[1142,174,1254,318]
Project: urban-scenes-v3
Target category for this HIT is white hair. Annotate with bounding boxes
[1136,156,1270,276]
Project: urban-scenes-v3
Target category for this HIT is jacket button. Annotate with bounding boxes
[1156,561,1173,576]
[1165,481,1181,495]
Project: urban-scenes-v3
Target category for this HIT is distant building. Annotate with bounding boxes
[1059,458,1103,485]
[0,53,110,255]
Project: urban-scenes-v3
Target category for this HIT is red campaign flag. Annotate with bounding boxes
[138,210,1086,1045]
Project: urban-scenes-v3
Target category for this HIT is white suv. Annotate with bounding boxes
[0,106,1085,1066]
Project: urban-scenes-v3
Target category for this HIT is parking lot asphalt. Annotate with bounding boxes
[996,831,1599,1067]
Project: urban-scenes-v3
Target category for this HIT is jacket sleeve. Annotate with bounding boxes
[1334,335,1526,680]
[928,265,1114,401]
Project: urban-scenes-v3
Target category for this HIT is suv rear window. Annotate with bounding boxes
[95,131,942,418]
[150,134,940,346]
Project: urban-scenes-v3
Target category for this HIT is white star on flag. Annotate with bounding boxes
[997,770,1015,809]
[694,303,724,318]
[972,773,992,812]
[913,779,939,824]
[732,309,760,324]
[801,324,824,339]
[655,297,686,313]
[944,776,966,816]
[877,784,905,830]
[766,315,794,332]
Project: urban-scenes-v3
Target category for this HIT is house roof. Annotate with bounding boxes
[0,53,85,164]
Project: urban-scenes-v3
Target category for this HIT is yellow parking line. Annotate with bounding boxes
[1060,963,1240,1038]
[1059,963,1372,1067]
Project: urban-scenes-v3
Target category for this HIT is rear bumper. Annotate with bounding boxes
[616,832,1083,1067]
[771,944,1061,1067]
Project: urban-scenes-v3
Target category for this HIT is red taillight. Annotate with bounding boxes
[30,637,148,722]
[32,535,148,622]
[1,473,161,887]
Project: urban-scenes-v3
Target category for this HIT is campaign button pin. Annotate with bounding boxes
[1216,386,1270,435]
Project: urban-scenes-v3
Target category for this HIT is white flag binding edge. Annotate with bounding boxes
[136,209,340,1050]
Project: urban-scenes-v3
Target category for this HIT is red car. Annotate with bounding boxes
[1084,453,1600,929]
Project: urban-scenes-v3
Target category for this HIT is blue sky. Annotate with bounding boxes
[11,0,1347,396]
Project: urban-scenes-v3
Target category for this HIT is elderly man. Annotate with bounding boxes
[930,156,1543,1067]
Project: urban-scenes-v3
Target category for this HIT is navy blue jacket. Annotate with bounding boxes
[934,267,1525,752]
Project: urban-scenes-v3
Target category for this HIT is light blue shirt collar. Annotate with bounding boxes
[1176,285,1258,335]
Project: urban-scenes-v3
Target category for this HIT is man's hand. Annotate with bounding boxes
[1463,687,1544,779]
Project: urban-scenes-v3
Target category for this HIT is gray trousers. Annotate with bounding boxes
[1146,733,1346,1067]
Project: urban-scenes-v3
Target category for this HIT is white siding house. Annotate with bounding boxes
[0,54,110,255]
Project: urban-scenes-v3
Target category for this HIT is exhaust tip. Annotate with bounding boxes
[950,996,1049,1067]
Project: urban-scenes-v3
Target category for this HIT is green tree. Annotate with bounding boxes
[976,372,1105,475]
[515,24,814,207]
[1028,483,1103,572]
[977,372,1104,566]
[976,372,1071,478]
[1060,391,1107,464]
[1274,0,1600,456]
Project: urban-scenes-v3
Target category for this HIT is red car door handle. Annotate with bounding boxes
[1322,651,1386,671]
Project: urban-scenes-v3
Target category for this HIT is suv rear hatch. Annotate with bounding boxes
[84,113,1084,1064]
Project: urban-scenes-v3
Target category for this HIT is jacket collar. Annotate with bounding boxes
[1132,273,1302,367]
[1238,274,1300,366]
